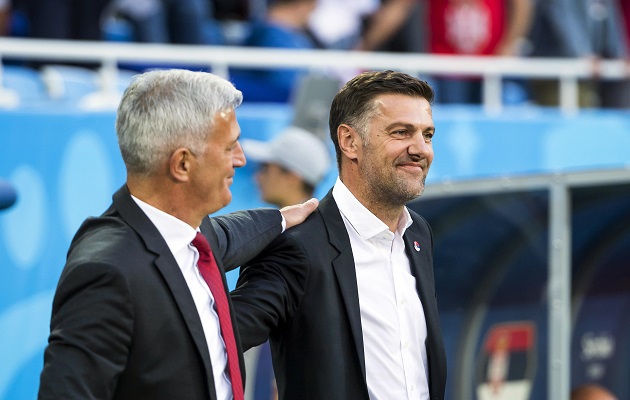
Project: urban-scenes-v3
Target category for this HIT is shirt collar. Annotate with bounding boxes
[332,178,413,240]
[131,194,199,255]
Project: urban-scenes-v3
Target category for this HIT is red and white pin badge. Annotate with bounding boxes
[413,241,421,252]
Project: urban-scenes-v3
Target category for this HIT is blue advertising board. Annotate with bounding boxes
[1,104,630,399]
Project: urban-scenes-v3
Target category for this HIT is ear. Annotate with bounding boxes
[169,147,193,182]
[337,124,361,161]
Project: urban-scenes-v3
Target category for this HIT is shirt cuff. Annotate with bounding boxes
[281,214,287,233]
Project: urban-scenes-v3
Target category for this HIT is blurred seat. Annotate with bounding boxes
[39,64,138,110]
[0,64,49,108]
[40,65,100,102]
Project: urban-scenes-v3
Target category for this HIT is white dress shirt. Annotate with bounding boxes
[308,0,379,47]
[332,179,429,400]
[132,196,233,400]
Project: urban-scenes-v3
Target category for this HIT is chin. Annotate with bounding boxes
[215,191,232,211]
[223,193,233,207]
[400,186,424,203]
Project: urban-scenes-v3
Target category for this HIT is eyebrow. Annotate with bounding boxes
[385,122,435,133]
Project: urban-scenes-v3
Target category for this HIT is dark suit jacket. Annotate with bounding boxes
[232,191,447,400]
[38,185,282,400]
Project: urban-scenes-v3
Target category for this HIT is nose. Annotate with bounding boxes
[233,141,246,168]
[408,135,433,159]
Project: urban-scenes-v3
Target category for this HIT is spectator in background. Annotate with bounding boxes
[17,0,110,68]
[428,0,534,103]
[0,0,9,36]
[369,0,428,54]
[305,0,421,85]
[571,383,618,400]
[621,0,630,50]
[214,0,252,21]
[229,0,317,103]
[107,0,217,44]
[22,0,109,41]
[527,0,629,108]
[307,0,417,51]
[356,0,420,51]
[242,125,331,208]
[307,0,379,50]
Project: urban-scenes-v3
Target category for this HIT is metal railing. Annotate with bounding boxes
[422,167,630,400]
[1,37,629,114]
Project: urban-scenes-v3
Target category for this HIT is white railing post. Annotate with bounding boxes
[559,75,579,116]
[211,62,229,80]
[548,178,572,400]
[483,73,503,115]
[79,57,122,110]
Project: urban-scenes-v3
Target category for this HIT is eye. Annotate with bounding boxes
[423,132,434,142]
[391,129,408,137]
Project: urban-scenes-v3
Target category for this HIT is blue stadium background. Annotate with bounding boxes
[1,99,630,399]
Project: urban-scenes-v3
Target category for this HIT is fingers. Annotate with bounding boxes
[302,198,319,212]
[280,198,319,230]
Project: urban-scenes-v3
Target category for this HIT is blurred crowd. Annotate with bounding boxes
[1,0,630,107]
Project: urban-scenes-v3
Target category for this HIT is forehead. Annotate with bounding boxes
[260,163,291,176]
[371,93,432,120]
[210,108,239,139]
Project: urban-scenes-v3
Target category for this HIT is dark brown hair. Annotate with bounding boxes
[328,70,434,170]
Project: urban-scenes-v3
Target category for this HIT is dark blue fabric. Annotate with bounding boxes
[230,22,314,103]
[0,179,16,210]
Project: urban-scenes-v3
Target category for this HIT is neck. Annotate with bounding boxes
[127,174,203,229]
[357,195,404,233]
[339,172,403,233]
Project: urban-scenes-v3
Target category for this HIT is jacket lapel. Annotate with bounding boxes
[320,192,367,380]
[403,218,444,394]
[403,223,437,319]
[112,185,217,395]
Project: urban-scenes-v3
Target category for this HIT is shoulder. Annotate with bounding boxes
[408,207,429,226]
[66,215,145,272]
[251,209,323,254]
[407,207,433,237]
[284,207,326,239]
[53,217,141,306]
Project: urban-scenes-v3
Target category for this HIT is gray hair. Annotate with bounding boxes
[116,69,243,175]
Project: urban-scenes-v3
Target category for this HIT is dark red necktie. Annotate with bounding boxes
[192,232,244,400]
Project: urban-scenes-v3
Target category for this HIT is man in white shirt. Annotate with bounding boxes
[232,70,447,399]
[38,69,317,400]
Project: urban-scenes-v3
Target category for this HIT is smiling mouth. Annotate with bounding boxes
[398,163,425,172]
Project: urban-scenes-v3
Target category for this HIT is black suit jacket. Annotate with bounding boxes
[38,185,282,400]
[232,191,447,400]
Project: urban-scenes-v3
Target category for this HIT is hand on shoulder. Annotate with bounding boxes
[280,198,319,230]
